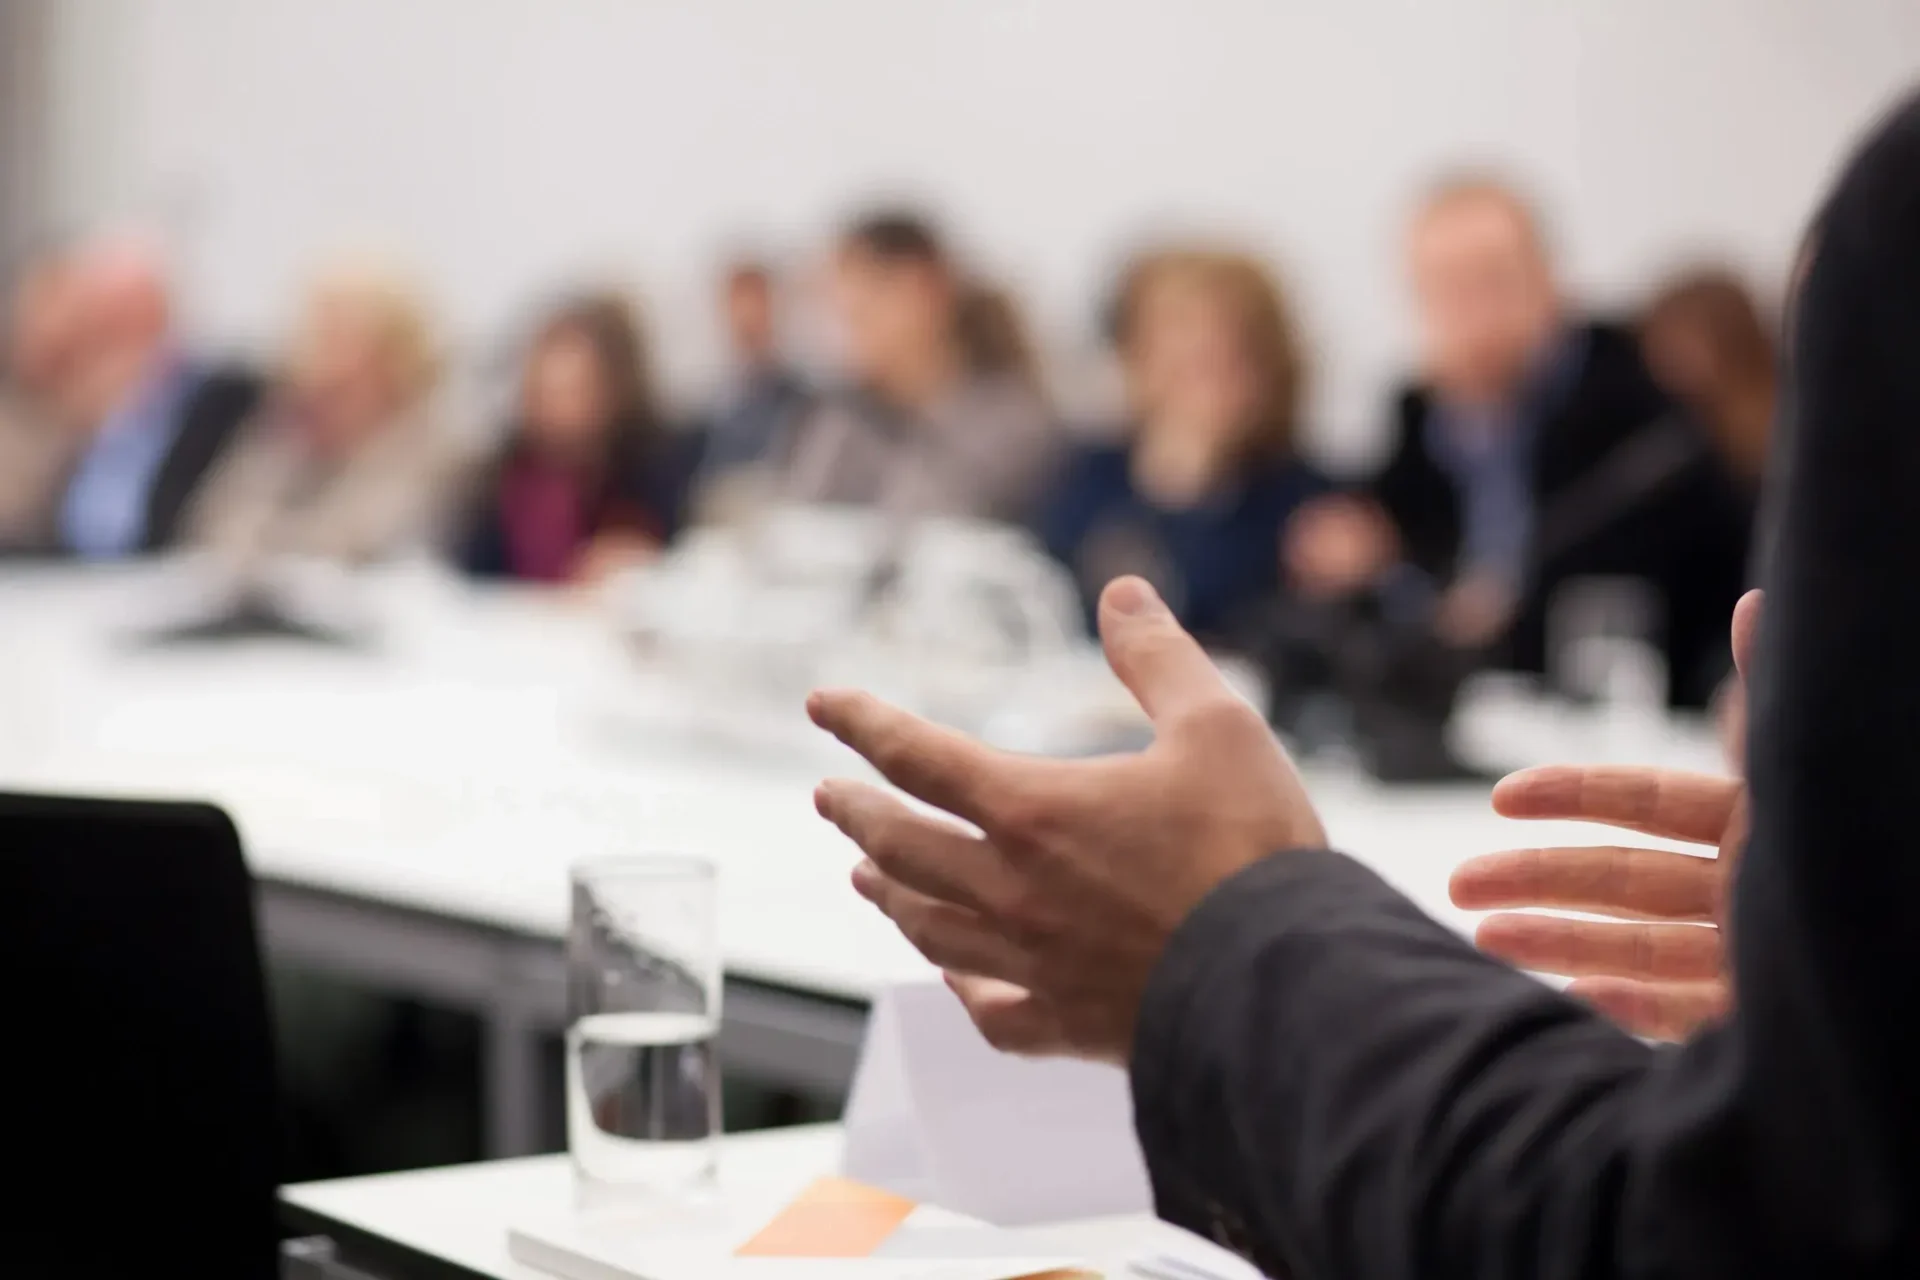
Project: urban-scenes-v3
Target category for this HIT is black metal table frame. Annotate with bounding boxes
[259,878,870,1158]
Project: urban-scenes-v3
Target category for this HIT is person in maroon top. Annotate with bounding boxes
[458,293,681,584]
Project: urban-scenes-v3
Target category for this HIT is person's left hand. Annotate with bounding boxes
[808,576,1326,1065]
[1446,590,1763,1040]
[1451,766,1745,1040]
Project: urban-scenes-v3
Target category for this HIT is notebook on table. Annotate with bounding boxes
[507,1175,1095,1280]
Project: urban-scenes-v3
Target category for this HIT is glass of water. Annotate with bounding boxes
[1547,576,1668,708]
[567,855,721,1205]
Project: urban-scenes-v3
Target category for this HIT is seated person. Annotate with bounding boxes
[0,250,84,551]
[778,210,1058,523]
[1639,266,1776,506]
[1039,247,1326,642]
[45,233,263,559]
[687,258,813,523]
[1286,176,1751,707]
[187,262,459,567]
[457,293,680,584]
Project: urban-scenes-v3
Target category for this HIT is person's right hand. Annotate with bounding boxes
[1433,571,1516,649]
[1282,494,1399,598]
[809,576,1326,1066]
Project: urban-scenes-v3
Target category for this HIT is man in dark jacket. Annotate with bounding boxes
[809,89,1920,1277]
[39,235,259,559]
[1288,179,1751,707]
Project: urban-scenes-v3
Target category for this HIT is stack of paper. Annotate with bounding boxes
[508,1176,1097,1280]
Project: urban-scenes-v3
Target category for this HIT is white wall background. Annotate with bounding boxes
[34,0,1920,463]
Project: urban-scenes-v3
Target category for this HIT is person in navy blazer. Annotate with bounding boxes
[1039,247,1326,645]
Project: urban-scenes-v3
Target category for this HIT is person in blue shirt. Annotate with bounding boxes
[45,235,260,560]
[1283,178,1752,707]
[686,259,814,523]
[1039,247,1326,643]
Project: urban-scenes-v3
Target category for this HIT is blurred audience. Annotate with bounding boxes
[0,250,82,550]
[456,293,680,584]
[1639,267,1776,498]
[1285,177,1751,707]
[44,234,264,560]
[187,262,460,567]
[11,196,1772,707]
[779,210,1058,522]
[1039,247,1326,641]
[689,259,814,522]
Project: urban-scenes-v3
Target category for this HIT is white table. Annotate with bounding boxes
[280,1125,1251,1280]
[281,1127,844,1280]
[0,564,1726,1155]
[0,565,922,1150]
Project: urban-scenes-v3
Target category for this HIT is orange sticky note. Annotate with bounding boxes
[734,1176,920,1258]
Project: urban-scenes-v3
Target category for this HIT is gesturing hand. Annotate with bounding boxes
[1448,589,1762,1041]
[1453,767,1745,1039]
[808,576,1325,1065]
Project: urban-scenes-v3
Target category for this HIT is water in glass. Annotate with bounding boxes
[567,1009,720,1191]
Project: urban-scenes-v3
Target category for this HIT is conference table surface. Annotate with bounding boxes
[0,562,1726,1149]
[280,1123,1260,1280]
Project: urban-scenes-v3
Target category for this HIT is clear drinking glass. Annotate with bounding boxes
[567,855,722,1204]
[1546,576,1668,709]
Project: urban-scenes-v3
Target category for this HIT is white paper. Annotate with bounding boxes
[841,982,1153,1225]
[508,1199,1086,1280]
[841,985,940,1203]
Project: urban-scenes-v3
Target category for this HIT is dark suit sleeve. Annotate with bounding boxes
[1131,91,1920,1280]
[453,477,511,579]
[141,366,262,552]
[1365,391,1461,585]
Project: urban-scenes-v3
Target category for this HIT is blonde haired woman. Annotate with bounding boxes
[1038,246,1327,641]
[189,261,459,565]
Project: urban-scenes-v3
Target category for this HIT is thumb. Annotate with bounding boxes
[1730,589,1763,682]
[1098,576,1232,723]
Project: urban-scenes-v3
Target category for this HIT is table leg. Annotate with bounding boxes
[484,1005,546,1158]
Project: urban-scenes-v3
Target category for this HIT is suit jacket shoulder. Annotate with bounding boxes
[1529,320,1674,495]
[142,364,265,552]
[1363,383,1459,581]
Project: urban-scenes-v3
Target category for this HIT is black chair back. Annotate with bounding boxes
[0,792,279,1279]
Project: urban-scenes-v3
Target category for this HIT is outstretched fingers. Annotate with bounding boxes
[1450,844,1720,921]
[809,689,1006,825]
[1475,913,1724,982]
[1492,766,1739,844]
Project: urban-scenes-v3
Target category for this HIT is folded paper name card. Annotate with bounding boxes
[841,981,1153,1225]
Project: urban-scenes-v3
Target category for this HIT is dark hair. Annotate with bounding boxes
[953,281,1041,387]
[837,209,1040,389]
[491,289,669,541]
[1641,266,1777,480]
[1641,267,1777,391]
[522,291,662,448]
[840,210,948,266]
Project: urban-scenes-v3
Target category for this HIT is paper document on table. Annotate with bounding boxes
[507,1174,1097,1279]
[842,982,1152,1225]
